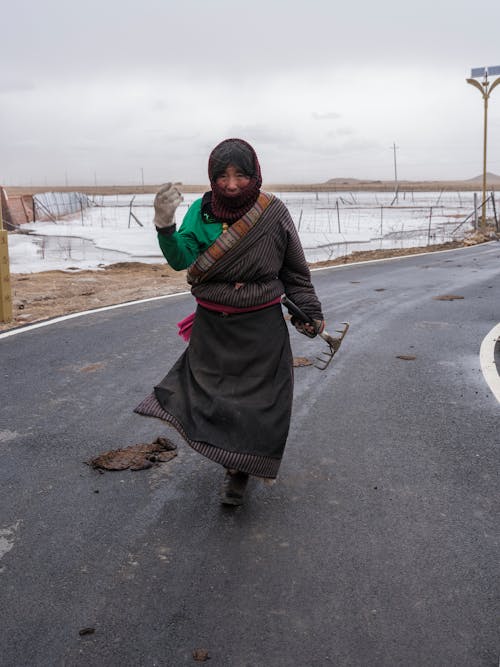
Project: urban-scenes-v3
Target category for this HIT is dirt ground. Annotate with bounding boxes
[2,232,495,333]
[3,262,189,331]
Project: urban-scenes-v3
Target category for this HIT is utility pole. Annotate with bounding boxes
[466,65,500,231]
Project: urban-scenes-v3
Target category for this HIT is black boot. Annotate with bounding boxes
[221,469,249,506]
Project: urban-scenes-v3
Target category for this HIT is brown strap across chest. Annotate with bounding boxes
[186,192,274,285]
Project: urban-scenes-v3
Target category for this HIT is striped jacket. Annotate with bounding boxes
[158,195,323,320]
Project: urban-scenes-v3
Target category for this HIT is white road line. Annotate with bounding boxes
[0,521,21,561]
[310,240,497,272]
[480,323,500,404]
[0,291,190,340]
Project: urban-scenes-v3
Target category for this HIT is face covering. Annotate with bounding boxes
[206,138,262,223]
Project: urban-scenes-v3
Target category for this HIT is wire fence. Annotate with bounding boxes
[33,192,91,222]
[28,190,499,264]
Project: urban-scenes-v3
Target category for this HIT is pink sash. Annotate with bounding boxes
[177,296,282,341]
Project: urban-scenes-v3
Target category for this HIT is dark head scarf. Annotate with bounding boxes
[202,138,262,223]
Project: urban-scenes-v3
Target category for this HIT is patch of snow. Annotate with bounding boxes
[7,191,478,273]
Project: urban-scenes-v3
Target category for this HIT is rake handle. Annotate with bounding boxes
[281,295,314,325]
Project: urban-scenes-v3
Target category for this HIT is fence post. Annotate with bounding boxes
[490,191,498,231]
[336,200,341,233]
[20,196,32,223]
[427,206,433,245]
[0,205,13,323]
[128,196,136,229]
[473,193,478,229]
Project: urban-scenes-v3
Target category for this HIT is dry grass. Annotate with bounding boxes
[6,179,500,197]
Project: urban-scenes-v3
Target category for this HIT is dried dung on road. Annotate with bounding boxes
[88,436,177,471]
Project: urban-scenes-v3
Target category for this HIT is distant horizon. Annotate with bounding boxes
[5,171,500,191]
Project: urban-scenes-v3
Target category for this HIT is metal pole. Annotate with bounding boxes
[466,71,500,232]
[482,93,488,230]
[0,200,13,323]
[392,142,398,202]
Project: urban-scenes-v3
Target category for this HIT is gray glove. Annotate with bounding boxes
[153,182,183,229]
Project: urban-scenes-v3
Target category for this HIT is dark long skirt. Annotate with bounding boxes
[134,303,293,478]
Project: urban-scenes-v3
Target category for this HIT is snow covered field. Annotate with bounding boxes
[8,190,479,273]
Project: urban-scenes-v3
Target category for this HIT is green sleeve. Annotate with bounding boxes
[157,199,222,270]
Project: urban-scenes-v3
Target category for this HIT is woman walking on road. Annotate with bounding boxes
[135,138,325,505]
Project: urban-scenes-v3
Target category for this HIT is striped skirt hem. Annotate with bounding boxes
[134,393,281,479]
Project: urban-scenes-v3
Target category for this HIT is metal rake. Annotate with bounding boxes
[281,295,349,371]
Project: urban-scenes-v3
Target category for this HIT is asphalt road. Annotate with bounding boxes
[1,243,499,667]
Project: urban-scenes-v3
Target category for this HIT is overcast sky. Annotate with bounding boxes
[2,0,500,186]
